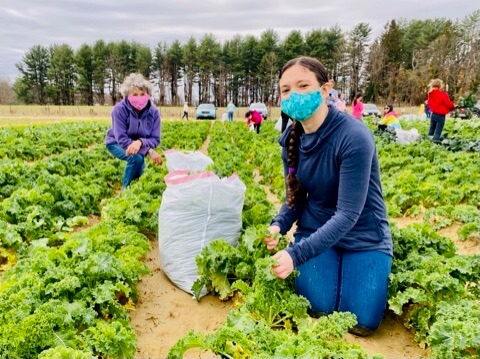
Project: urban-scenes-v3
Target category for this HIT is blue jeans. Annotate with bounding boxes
[106,143,145,188]
[227,111,234,122]
[428,113,446,141]
[294,242,392,331]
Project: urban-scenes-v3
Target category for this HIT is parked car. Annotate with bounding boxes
[249,102,268,119]
[362,103,381,118]
[473,100,480,117]
[452,106,473,119]
[196,103,216,119]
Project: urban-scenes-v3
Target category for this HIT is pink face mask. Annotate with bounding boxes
[128,94,150,111]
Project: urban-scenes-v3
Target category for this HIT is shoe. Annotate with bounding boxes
[348,326,374,337]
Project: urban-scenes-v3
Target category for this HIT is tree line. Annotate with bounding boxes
[10,10,480,107]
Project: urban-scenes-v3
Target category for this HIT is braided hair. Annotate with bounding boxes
[279,56,328,208]
[285,120,304,207]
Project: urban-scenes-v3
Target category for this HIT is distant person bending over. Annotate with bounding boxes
[263,56,392,337]
[336,92,347,112]
[352,93,364,121]
[375,104,402,131]
[427,79,455,142]
[105,73,163,189]
[182,102,189,120]
[226,100,237,122]
[245,109,263,133]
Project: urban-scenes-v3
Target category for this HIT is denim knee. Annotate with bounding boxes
[295,246,341,315]
[122,154,145,188]
[293,243,392,332]
[127,153,144,166]
[338,251,392,331]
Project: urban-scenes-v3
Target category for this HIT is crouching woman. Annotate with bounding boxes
[105,73,163,189]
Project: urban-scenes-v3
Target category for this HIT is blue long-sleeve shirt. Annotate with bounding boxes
[105,98,161,156]
[271,107,392,267]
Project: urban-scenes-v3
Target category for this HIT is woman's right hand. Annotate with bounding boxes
[126,140,142,155]
[264,225,281,250]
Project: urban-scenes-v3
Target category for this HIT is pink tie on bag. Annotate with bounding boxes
[128,94,150,111]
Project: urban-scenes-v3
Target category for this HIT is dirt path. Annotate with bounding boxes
[437,223,479,255]
[130,240,231,358]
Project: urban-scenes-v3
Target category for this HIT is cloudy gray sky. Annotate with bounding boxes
[1,1,478,79]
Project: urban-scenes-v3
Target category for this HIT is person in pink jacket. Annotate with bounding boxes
[245,109,263,133]
[352,93,364,120]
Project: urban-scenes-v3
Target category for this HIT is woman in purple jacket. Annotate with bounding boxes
[264,57,392,336]
[105,73,162,188]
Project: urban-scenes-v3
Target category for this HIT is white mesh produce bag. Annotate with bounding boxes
[164,149,213,172]
[158,170,246,298]
[395,128,420,144]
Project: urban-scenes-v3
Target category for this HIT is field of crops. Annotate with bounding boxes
[0,116,478,358]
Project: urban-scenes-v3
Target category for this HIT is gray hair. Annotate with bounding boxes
[120,73,153,97]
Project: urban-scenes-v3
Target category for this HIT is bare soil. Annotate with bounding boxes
[130,240,232,359]
[437,222,480,255]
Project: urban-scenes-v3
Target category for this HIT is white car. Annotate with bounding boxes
[362,104,381,118]
[195,104,216,120]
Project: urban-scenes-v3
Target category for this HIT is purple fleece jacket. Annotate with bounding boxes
[105,98,161,156]
[271,107,392,267]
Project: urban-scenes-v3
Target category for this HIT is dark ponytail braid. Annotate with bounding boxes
[286,120,304,208]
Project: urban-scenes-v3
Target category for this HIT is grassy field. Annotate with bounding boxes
[0,104,422,125]
[0,105,282,126]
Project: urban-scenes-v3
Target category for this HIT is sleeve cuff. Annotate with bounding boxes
[285,246,299,268]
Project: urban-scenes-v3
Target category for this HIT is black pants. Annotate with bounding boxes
[428,113,445,141]
[182,111,188,120]
[254,123,261,134]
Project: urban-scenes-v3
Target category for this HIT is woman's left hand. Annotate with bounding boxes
[126,140,142,155]
[272,250,294,279]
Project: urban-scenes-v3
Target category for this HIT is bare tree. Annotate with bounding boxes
[347,23,372,101]
[0,76,15,104]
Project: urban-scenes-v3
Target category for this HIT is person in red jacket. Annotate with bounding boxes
[427,79,455,142]
[245,109,263,133]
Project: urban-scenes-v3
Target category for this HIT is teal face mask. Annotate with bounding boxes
[280,90,323,122]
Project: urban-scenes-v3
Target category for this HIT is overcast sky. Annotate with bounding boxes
[1,1,478,80]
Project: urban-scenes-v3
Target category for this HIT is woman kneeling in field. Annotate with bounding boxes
[264,56,393,336]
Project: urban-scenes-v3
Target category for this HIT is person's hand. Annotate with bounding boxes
[149,150,163,165]
[126,140,142,155]
[264,225,281,250]
[272,250,294,279]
